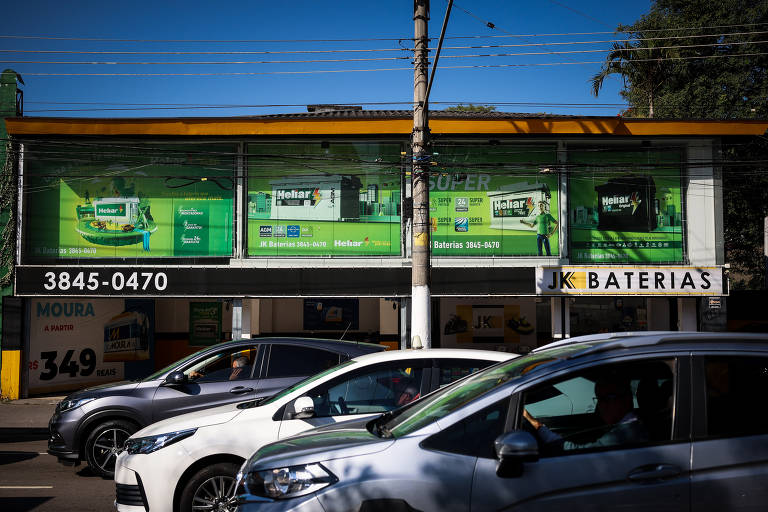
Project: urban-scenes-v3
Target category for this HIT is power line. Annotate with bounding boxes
[0,47,413,56]
[0,34,415,43]
[5,33,767,66]
[18,50,766,76]
[4,23,768,43]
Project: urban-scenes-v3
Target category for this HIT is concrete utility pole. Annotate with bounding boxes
[764,216,768,289]
[411,0,431,349]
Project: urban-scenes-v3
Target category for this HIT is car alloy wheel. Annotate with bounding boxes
[181,462,240,512]
[192,475,238,512]
[84,420,136,478]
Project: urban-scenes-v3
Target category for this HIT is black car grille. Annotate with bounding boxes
[116,483,147,509]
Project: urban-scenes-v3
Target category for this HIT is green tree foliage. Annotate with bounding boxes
[592,0,768,289]
[593,0,768,119]
[443,104,498,113]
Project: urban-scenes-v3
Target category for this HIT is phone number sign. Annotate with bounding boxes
[15,266,413,297]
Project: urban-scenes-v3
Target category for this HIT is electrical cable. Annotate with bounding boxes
[14,51,768,76]
[6,36,767,66]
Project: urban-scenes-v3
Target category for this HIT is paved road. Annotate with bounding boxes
[0,397,115,512]
[0,435,115,512]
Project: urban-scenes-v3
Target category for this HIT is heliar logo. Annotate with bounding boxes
[96,205,125,216]
[601,191,642,215]
[276,188,321,202]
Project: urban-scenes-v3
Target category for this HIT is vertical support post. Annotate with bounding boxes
[411,0,431,349]
[764,216,768,289]
[557,140,568,259]
[232,298,243,340]
[235,142,245,260]
[242,299,251,339]
[400,297,410,350]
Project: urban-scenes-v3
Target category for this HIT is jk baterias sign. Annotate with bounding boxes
[536,266,725,296]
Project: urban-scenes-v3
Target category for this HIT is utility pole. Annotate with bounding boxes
[411,0,431,348]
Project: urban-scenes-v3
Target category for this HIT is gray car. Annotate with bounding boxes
[47,337,383,478]
[236,331,768,512]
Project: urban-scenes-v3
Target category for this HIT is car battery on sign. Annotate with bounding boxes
[595,176,657,232]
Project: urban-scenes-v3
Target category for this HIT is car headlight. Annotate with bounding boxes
[243,463,337,499]
[123,429,196,455]
[56,397,95,413]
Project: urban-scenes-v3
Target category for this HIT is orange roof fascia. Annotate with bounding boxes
[6,116,768,137]
[4,118,414,137]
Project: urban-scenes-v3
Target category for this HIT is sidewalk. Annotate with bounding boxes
[0,396,63,439]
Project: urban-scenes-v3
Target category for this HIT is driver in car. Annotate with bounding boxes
[524,375,648,451]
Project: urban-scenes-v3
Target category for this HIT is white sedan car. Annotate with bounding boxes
[114,348,515,512]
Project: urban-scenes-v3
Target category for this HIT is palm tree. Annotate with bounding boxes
[590,32,673,118]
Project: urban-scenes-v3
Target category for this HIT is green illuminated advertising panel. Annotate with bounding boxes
[568,149,684,263]
[429,144,559,257]
[247,142,402,256]
[23,143,234,260]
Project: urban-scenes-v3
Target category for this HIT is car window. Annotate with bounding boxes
[185,346,258,383]
[521,359,675,456]
[382,346,592,438]
[266,345,341,378]
[305,363,425,418]
[422,398,510,459]
[437,358,499,388]
[704,356,768,438]
[142,345,215,381]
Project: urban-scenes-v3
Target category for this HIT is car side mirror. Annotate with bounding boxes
[289,396,315,419]
[163,370,188,386]
[494,430,539,478]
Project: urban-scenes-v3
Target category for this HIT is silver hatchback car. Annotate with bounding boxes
[236,332,768,512]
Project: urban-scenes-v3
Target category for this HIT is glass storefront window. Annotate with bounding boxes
[569,296,649,337]
[568,148,685,264]
[246,142,403,257]
[430,143,560,257]
[22,143,236,261]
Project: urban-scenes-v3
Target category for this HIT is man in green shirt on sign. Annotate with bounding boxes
[521,201,559,256]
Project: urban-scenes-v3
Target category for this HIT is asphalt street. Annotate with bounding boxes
[0,397,115,512]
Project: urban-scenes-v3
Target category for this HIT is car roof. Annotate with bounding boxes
[533,331,768,360]
[204,337,385,357]
[349,348,516,365]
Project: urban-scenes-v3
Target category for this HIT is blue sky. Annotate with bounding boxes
[3,1,653,118]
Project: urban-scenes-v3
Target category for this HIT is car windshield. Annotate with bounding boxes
[258,360,357,406]
[378,344,593,438]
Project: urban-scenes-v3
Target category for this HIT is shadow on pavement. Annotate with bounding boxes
[75,466,105,478]
[0,497,53,511]
[0,451,39,465]
[0,428,49,443]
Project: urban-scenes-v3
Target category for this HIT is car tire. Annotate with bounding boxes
[180,462,240,512]
[84,419,137,479]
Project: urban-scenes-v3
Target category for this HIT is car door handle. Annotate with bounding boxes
[628,464,682,482]
[229,386,254,394]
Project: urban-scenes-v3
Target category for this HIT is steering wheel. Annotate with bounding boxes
[337,396,349,414]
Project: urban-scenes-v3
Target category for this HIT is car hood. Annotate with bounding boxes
[65,380,140,400]
[132,402,244,438]
[249,417,393,470]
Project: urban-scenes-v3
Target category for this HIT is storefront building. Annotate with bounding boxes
[4,111,766,396]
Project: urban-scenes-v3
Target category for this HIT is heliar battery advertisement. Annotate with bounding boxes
[23,144,235,260]
[430,144,560,257]
[247,142,402,256]
[568,150,684,263]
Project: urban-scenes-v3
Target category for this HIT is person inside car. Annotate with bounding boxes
[189,355,250,381]
[524,374,648,451]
